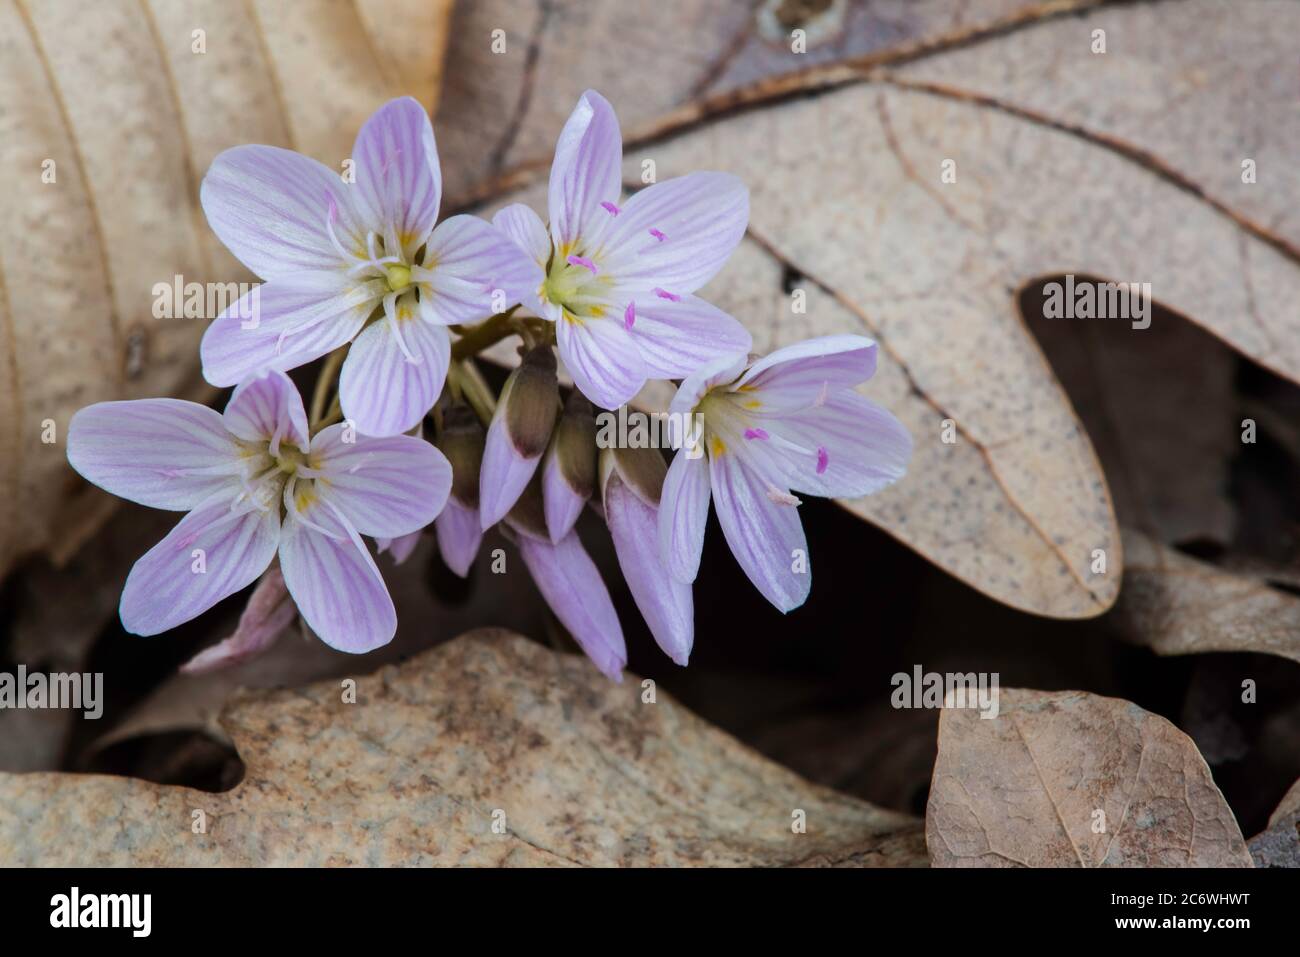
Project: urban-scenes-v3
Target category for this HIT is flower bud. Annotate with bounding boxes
[437,402,486,509]
[479,345,560,528]
[542,392,597,541]
[598,442,667,509]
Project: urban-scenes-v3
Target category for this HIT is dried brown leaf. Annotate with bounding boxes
[926,688,1253,867]
[0,630,926,866]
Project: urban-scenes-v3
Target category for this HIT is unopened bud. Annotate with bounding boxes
[600,441,667,509]
[542,392,597,540]
[437,402,486,508]
[502,345,560,459]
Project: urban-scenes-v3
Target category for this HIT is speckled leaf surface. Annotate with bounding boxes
[0,631,926,866]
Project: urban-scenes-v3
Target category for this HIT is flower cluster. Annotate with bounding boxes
[66,92,911,679]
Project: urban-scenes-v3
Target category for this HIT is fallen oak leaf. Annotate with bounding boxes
[926,688,1253,867]
[1114,529,1300,666]
[436,0,1102,207]
[1,630,926,866]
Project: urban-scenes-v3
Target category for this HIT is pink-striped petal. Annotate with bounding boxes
[492,202,551,267]
[625,294,752,379]
[733,335,878,409]
[120,493,281,635]
[435,497,482,577]
[201,144,365,279]
[278,499,395,653]
[709,451,810,613]
[180,567,295,674]
[416,214,540,325]
[657,449,711,584]
[668,352,749,416]
[514,528,627,681]
[548,90,622,250]
[764,390,912,499]
[310,424,451,538]
[200,273,378,387]
[541,444,588,542]
[338,310,450,437]
[349,97,441,257]
[556,315,647,411]
[68,399,243,511]
[601,172,748,295]
[376,531,422,565]
[478,412,542,529]
[606,473,694,665]
[224,369,310,452]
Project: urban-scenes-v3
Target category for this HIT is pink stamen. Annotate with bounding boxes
[816,446,829,474]
[649,228,666,242]
[600,201,621,216]
[624,301,636,329]
[744,428,769,440]
[653,287,680,302]
[567,254,598,275]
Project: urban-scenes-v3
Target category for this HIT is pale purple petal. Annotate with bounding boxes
[416,214,540,325]
[435,497,481,577]
[556,315,647,410]
[68,399,243,511]
[601,172,748,295]
[120,493,280,635]
[478,411,542,528]
[278,499,396,653]
[224,369,310,451]
[606,474,694,665]
[310,424,451,537]
[492,202,551,268]
[668,352,749,416]
[514,528,626,681]
[350,96,441,256]
[541,444,588,542]
[376,531,422,565]
[765,391,913,499]
[709,452,810,613]
[201,144,365,279]
[625,294,752,379]
[338,310,450,437]
[180,567,295,674]
[200,273,378,387]
[548,90,622,250]
[658,449,711,584]
[733,335,878,409]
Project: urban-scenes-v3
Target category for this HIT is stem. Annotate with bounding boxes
[450,307,519,361]
[310,345,348,426]
[451,359,497,426]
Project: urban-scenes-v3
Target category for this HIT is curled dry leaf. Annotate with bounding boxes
[0,0,453,579]
[0,630,926,866]
[926,688,1253,867]
[1115,530,1300,666]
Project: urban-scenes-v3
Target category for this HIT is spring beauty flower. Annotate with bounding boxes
[67,370,451,650]
[492,90,753,409]
[199,97,533,437]
[658,335,912,612]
